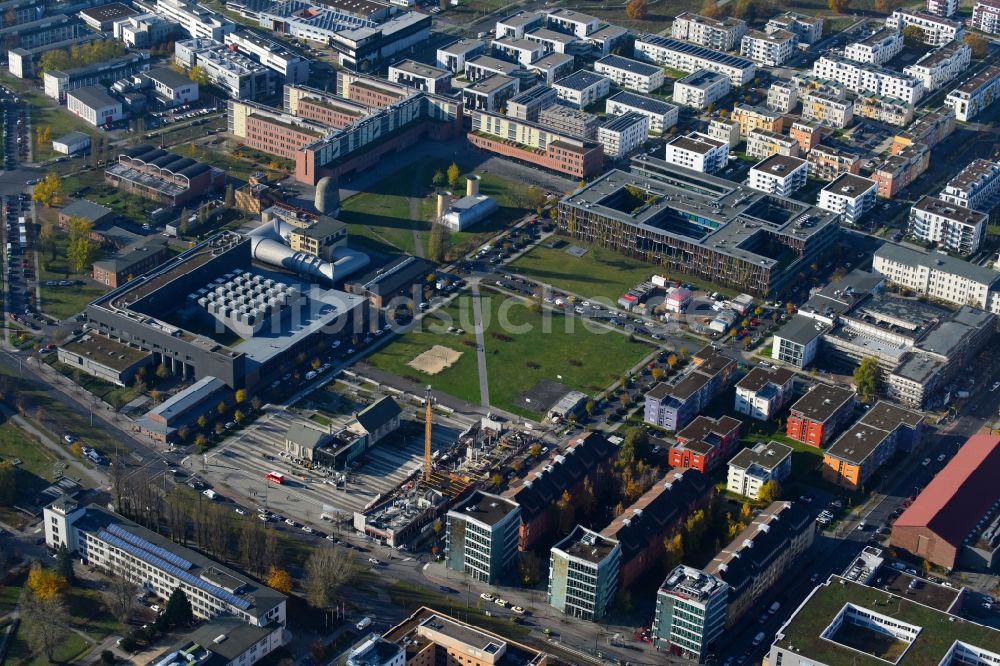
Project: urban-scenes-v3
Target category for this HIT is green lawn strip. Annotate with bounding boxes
[0,421,58,479]
[66,587,119,640]
[16,386,120,459]
[0,572,27,614]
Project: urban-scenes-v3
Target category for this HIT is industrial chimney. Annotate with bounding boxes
[436,191,451,221]
[466,174,481,197]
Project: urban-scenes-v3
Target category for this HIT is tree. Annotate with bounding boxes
[234,409,244,425]
[234,388,247,404]
[163,588,194,627]
[446,162,460,188]
[21,585,69,663]
[427,222,451,263]
[519,551,542,586]
[585,399,595,416]
[197,415,208,430]
[625,0,648,19]
[31,171,64,207]
[224,183,235,208]
[188,64,210,85]
[530,443,541,457]
[217,401,227,416]
[68,236,97,272]
[651,366,664,381]
[106,564,138,627]
[854,356,880,402]
[827,0,850,11]
[700,0,724,17]
[758,480,781,504]
[873,0,901,12]
[155,362,170,380]
[27,563,67,601]
[267,566,293,594]
[432,170,445,187]
[663,532,684,571]
[304,546,355,609]
[965,32,988,59]
[35,126,51,146]
[55,543,76,585]
[0,461,15,506]
[555,489,575,534]
[903,24,925,46]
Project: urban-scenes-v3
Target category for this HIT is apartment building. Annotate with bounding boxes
[786,383,857,447]
[854,94,914,127]
[746,154,807,197]
[872,143,929,198]
[668,414,742,473]
[707,118,740,147]
[525,51,574,85]
[495,11,542,39]
[771,314,828,368]
[789,121,825,152]
[653,567,728,663]
[670,12,747,51]
[594,54,664,93]
[537,103,599,139]
[597,112,648,159]
[547,527,620,621]
[436,38,484,73]
[461,74,519,112]
[818,173,877,225]
[745,129,800,159]
[731,103,785,138]
[822,401,924,489]
[766,12,823,44]
[927,0,959,16]
[944,65,1000,121]
[909,195,987,255]
[971,0,1000,33]
[873,242,1000,312]
[885,8,964,46]
[892,109,955,155]
[726,441,793,499]
[634,35,756,86]
[223,31,309,83]
[605,91,678,134]
[468,110,603,178]
[807,144,862,180]
[644,350,736,431]
[903,40,971,93]
[387,59,451,94]
[672,69,730,110]
[66,86,123,127]
[147,0,234,40]
[445,491,520,583]
[544,8,600,38]
[522,27,577,55]
[813,55,924,104]
[740,29,795,66]
[506,85,558,121]
[491,36,543,66]
[553,70,611,109]
[734,365,796,420]
[766,80,798,113]
[843,28,903,65]
[939,158,1000,212]
[800,91,854,128]
[44,52,150,102]
[662,131,729,173]
[464,54,520,82]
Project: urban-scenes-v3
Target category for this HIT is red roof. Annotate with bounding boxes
[894,433,1000,548]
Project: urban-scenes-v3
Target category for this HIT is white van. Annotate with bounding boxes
[203,489,218,500]
[356,617,372,631]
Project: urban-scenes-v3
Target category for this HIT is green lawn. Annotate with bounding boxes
[741,429,824,479]
[6,630,92,666]
[19,87,96,162]
[366,292,652,416]
[0,421,58,480]
[49,360,138,408]
[0,572,27,615]
[36,230,108,321]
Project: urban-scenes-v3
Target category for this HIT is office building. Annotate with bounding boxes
[146,0,233,40]
[653,566,728,663]
[113,12,176,48]
[597,112,648,159]
[387,59,450,94]
[80,3,137,30]
[822,401,924,489]
[745,129,799,160]
[766,12,823,44]
[813,55,924,104]
[669,414,742,473]
[885,8,964,45]
[786,383,857,447]
[662,132,729,173]
[771,314,828,368]
[740,28,795,66]
[671,69,730,110]
[175,38,275,100]
[159,617,284,666]
[594,54,664,93]
[726,441,793,499]
[872,242,1000,313]
[972,0,1000,33]
[731,103,786,138]
[734,365,795,420]
[553,70,611,109]
[818,173,877,225]
[44,52,150,101]
[670,12,746,51]
[843,28,903,65]
[940,159,1000,213]
[634,35,756,86]
[903,39,971,92]
[908,195,987,255]
[435,38,484,72]
[644,350,736,432]
[766,80,798,113]
[66,86,123,128]
[144,67,198,107]
[800,90,854,128]
[605,91,678,134]
[92,236,170,288]
[872,143,929,198]
[445,491,520,584]
[547,526,620,620]
[57,331,153,388]
[223,31,309,83]
[0,13,79,54]
[8,33,104,79]
[468,110,603,178]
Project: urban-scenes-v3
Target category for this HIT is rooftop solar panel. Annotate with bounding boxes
[107,524,193,570]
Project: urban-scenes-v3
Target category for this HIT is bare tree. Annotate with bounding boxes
[106,564,139,627]
[204,505,231,561]
[110,453,125,514]
[304,545,356,609]
[263,530,281,571]
[21,588,69,662]
[165,493,188,543]
[239,519,266,577]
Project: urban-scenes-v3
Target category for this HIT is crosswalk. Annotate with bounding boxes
[201,411,465,516]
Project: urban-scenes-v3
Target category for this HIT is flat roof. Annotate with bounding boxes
[728,440,792,472]
[948,64,1000,95]
[438,37,483,55]
[67,85,120,110]
[676,68,729,88]
[552,525,619,564]
[607,90,677,115]
[737,365,795,392]
[466,73,517,94]
[451,490,518,526]
[751,154,807,177]
[466,54,520,74]
[79,2,137,22]
[668,132,725,154]
[822,173,877,199]
[497,11,541,28]
[637,35,755,70]
[601,111,646,133]
[555,69,611,91]
[596,54,661,77]
[146,67,194,89]
[659,564,727,602]
[790,383,856,421]
[874,242,1000,286]
[775,314,828,345]
[60,332,151,370]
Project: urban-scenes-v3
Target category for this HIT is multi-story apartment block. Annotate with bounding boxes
[903,40,970,92]
[147,0,234,40]
[671,12,747,51]
[731,103,786,138]
[644,350,736,431]
[44,52,150,102]
[506,85,558,121]
[594,54,664,93]
[547,526,620,621]
[734,365,796,420]
[663,132,730,173]
[807,143,862,180]
[740,29,795,66]
[786,383,857,447]
[605,91,678,134]
[491,36,544,66]
[524,27,578,55]
[939,159,1000,212]
[495,11,542,39]
[223,31,309,83]
[653,566,729,663]
[843,28,903,65]
[672,69,730,110]
[445,490,520,583]
[854,94,914,127]
[468,110,603,178]
[873,242,1000,314]
[822,401,924,488]
[944,65,1000,121]
[908,195,987,255]
[745,129,800,159]
[771,314,828,368]
[746,154,808,196]
[669,414,742,473]
[538,103,599,139]
[707,118,740,148]
[436,38,485,72]
[597,111,648,159]
[885,8,964,45]
[818,173,878,225]
[461,73,519,112]
[635,35,756,86]
[971,0,1000,33]
[726,441,793,499]
[766,12,823,44]
[872,143,929,198]
[767,80,798,113]
[464,54,520,82]
[789,121,826,152]
[525,51,574,85]
[892,109,954,155]
[553,69,611,109]
[544,8,600,38]
[813,55,924,105]
[927,0,959,16]
[387,59,451,94]
[66,86,123,128]
[800,91,854,128]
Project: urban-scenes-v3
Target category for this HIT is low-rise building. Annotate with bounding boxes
[872,142,930,198]
[789,121,825,152]
[662,131,729,173]
[766,12,823,44]
[807,143,861,180]
[634,35,756,86]
[645,350,736,431]
[766,80,798,113]
[822,401,924,489]
[105,143,224,206]
[597,111,648,159]
[734,365,796,420]
[740,28,795,66]
[92,236,170,288]
[731,103,785,138]
[872,242,1000,313]
[506,85,558,121]
[144,67,198,108]
[745,129,800,160]
[653,566,728,663]
[746,154,807,196]
[525,51,574,85]
[495,11,543,39]
[843,28,903,65]
[669,414,742,473]
[435,38,484,73]
[57,332,153,387]
[346,255,435,309]
[553,70,611,109]
[605,91,678,134]
[547,526,620,621]
[44,52,150,102]
[461,73,519,112]
[160,617,283,666]
[944,65,1000,122]
[800,90,854,128]
[594,54,664,92]
[939,158,1000,213]
[538,103,599,139]
[903,39,971,93]
[524,26,579,55]
[854,94,914,127]
[52,131,91,156]
[464,54,520,82]
[813,54,924,105]
[445,490,520,583]
[818,173,878,225]
[670,12,747,51]
[726,441,793,499]
[786,383,857,447]
[671,69,730,110]
[387,59,451,94]
[972,0,1000,34]
[885,8,964,46]
[908,195,987,255]
[66,86,123,128]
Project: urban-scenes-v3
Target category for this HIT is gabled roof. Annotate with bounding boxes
[285,423,329,448]
[354,396,401,434]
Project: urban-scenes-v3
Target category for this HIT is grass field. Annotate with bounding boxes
[0,572,27,615]
[60,169,154,220]
[0,421,58,480]
[36,230,108,321]
[49,360,137,409]
[366,292,652,416]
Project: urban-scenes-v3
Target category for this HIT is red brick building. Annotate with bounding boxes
[294,97,365,129]
[786,383,857,447]
[467,133,604,179]
[668,415,742,473]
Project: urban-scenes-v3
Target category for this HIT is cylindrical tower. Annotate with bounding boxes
[314,176,340,216]
[436,191,451,221]
[466,174,481,197]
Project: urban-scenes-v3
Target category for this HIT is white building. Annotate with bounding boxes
[927,0,959,17]
[387,59,451,93]
[671,68,730,110]
[436,38,485,73]
[524,27,578,55]
[495,11,542,39]
[148,0,234,40]
[445,491,521,584]
[908,195,987,255]
[818,173,878,225]
[872,242,1000,313]
[44,498,287,627]
[800,90,854,128]
[746,154,808,196]
[464,54,519,82]
[746,129,800,159]
[972,0,1000,34]
[885,9,964,46]
[66,86,124,127]
[843,28,903,65]
[767,80,798,113]
[944,65,1000,121]
[491,37,544,66]
[663,132,729,173]
[52,131,91,155]
[706,118,740,148]
[812,55,924,105]
[553,70,611,109]
[544,8,600,38]
[605,91,678,134]
[461,73,518,112]
[224,31,310,83]
[635,35,756,86]
[594,54,664,93]
[670,12,747,51]
[734,366,795,421]
[143,67,198,108]
[903,40,971,93]
[597,111,648,159]
[113,13,177,48]
[726,441,793,499]
[740,29,795,66]
[939,159,1000,212]
[175,38,275,100]
[766,12,823,44]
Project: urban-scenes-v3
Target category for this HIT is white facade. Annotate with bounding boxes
[66,87,124,127]
[635,35,756,86]
[909,195,987,255]
[740,29,795,66]
[726,442,792,499]
[767,80,798,113]
[766,12,823,44]
[670,12,747,51]
[843,29,903,65]
[553,71,611,109]
[903,40,971,92]
[491,37,544,66]
[544,8,600,38]
[495,12,542,39]
[387,59,451,93]
[663,132,729,173]
[818,173,878,225]
[672,69,730,109]
[812,55,924,105]
[872,243,1000,313]
[176,39,275,100]
[800,90,854,128]
[114,13,177,48]
[224,31,310,83]
[944,66,1000,121]
[885,9,964,46]
[594,55,664,93]
[746,129,799,159]
[52,132,91,155]
[746,155,808,196]
[150,0,233,40]
[972,0,1000,34]
[605,91,678,134]
[436,39,485,73]
[939,159,1000,212]
[706,118,740,148]
[927,0,959,16]
[597,112,648,159]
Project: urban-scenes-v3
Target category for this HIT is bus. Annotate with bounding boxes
[265,472,285,485]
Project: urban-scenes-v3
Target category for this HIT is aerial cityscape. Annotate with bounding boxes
[0,0,999,662]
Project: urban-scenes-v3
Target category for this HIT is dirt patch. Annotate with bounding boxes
[407,345,463,375]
